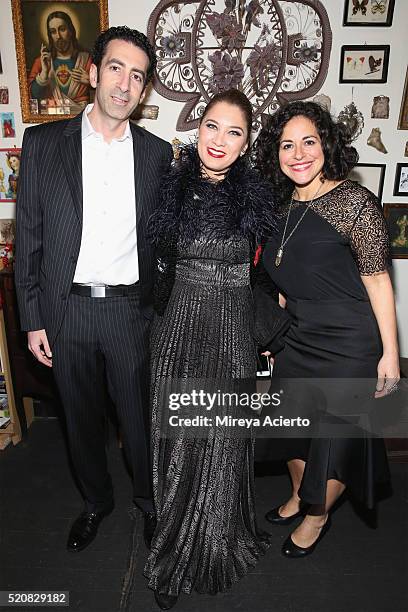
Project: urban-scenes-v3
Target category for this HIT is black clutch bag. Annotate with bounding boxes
[252,283,293,355]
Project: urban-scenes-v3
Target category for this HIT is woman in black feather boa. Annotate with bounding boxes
[143,90,280,609]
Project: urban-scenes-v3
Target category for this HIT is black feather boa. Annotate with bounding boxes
[149,143,278,247]
[149,144,279,314]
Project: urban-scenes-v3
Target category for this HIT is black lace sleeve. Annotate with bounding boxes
[349,194,390,275]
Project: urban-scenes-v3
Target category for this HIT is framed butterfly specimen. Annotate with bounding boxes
[343,0,395,26]
[339,46,390,83]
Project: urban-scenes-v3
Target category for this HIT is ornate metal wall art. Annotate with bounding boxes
[147,0,332,131]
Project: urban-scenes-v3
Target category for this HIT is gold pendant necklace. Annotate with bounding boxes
[275,181,325,267]
[275,247,284,267]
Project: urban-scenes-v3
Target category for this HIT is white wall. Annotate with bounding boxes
[0,0,407,354]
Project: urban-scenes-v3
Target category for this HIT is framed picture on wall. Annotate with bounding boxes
[0,148,21,203]
[348,163,386,202]
[343,0,395,27]
[11,0,108,123]
[339,45,390,83]
[398,68,408,130]
[0,52,3,74]
[393,163,408,196]
[384,204,408,259]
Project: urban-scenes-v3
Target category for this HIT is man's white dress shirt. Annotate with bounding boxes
[74,104,138,285]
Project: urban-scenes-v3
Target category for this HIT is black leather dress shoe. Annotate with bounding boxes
[67,503,114,552]
[144,511,157,549]
[265,505,304,525]
[154,591,178,610]
[281,517,331,558]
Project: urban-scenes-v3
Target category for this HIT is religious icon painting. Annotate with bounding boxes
[0,148,22,202]
[0,87,9,104]
[0,113,16,139]
[11,0,108,123]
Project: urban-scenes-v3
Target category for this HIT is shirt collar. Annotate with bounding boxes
[82,103,132,142]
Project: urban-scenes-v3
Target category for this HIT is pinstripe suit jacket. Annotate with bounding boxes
[15,112,173,347]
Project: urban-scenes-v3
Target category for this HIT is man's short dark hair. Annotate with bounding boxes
[92,26,157,85]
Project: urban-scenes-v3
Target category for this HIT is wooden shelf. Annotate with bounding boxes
[0,421,13,434]
[0,307,21,449]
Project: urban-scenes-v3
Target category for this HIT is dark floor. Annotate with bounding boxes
[0,419,407,612]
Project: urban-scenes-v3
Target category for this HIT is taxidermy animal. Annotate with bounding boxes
[367,127,387,154]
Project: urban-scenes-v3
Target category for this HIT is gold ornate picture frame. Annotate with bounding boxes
[398,68,408,130]
[11,0,108,123]
[384,204,408,259]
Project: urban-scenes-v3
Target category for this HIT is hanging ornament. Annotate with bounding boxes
[337,101,364,141]
[367,127,388,154]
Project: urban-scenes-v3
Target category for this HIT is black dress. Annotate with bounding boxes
[262,180,390,508]
[143,148,277,596]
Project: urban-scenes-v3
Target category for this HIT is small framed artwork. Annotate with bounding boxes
[0,219,15,243]
[0,148,21,202]
[0,87,9,104]
[0,113,16,138]
[340,45,390,83]
[398,68,408,130]
[393,163,408,196]
[11,0,108,123]
[384,204,408,259]
[0,52,3,74]
[343,0,395,27]
[0,220,16,271]
[348,163,386,202]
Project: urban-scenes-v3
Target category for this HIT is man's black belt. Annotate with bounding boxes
[71,282,140,298]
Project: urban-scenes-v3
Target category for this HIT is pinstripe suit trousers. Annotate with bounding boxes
[52,290,153,513]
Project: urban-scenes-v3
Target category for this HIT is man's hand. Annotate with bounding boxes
[71,67,90,85]
[28,329,52,367]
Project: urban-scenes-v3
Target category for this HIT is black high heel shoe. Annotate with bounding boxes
[154,591,178,610]
[281,516,331,558]
[265,505,304,526]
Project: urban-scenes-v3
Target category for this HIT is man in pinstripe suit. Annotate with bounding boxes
[15,27,172,552]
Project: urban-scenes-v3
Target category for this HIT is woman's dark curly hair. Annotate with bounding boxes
[252,101,358,198]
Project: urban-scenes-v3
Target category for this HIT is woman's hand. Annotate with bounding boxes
[361,272,400,399]
[374,352,400,398]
